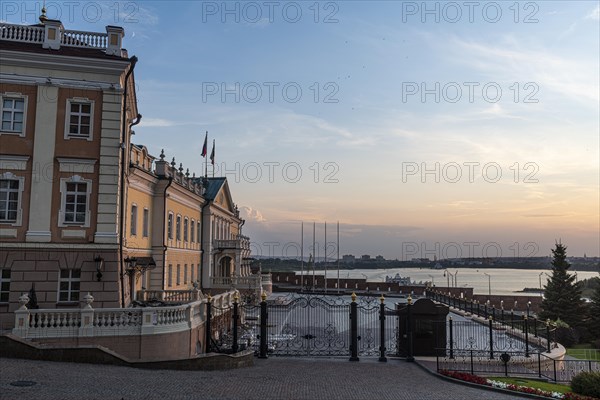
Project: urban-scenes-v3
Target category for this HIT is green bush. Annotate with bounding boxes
[571,371,600,398]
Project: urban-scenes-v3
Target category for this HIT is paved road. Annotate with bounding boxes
[0,357,525,400]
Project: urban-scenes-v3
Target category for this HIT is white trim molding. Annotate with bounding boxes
[0,155,29,170]
[0,171,25,226]
[58,175,93,228]
[0,92,27,137]
[57,157,96,174]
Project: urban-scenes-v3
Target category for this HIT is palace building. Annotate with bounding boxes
[0,12,264,352]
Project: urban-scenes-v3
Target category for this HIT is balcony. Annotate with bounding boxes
[213,235,250,251]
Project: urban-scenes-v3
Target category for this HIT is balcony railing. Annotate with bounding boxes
[137,289,203,303]
[211,275,262,288]
[1,23,109,49]
[11,291,236,340]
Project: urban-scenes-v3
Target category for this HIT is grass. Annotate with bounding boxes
[567,343,600,361]
[489,377,572,394]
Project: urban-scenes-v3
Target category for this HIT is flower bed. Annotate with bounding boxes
[438,370,598,400]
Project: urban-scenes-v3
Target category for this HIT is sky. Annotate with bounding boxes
[3,1,599,260]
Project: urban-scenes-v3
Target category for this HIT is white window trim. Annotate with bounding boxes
[176,214,182,242]
[64,97,94,141]
[167,212,174,240]
[58,175,92,228]
[57,269,80,303]
[0,172,25,226]
[0,93,27,137]
[130,203,138,236]
[0,268,11,303]
[142,208,149,238]
[183,217,189,243]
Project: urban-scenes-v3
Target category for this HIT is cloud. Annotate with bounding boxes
[241,206,267,222]
[586,5,600,20]
[139,118,178,127]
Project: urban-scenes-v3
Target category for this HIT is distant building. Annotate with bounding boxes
[342,254,355,263]
[375,255,385,261]
[361,254,371,261]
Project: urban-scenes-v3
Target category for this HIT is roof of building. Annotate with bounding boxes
[0,39,127,60]
[202,177,227,201]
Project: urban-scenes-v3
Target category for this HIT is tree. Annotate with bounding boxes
[589,275,600,341]
[539,243,585,328]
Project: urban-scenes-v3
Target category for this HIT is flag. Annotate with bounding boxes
[210,139,215,165]
[201,131,208,157]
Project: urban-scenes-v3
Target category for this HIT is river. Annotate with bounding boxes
[297,267,598,296]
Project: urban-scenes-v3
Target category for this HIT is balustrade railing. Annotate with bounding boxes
[61,29,108,48]
[0,24,44,43]
[12,291,236,340]
[137,289,202,303]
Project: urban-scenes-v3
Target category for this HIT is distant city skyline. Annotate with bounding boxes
[4,1,597,258]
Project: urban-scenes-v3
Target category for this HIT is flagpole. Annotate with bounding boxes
[324,221,327,293]
[312,221,316,291]
[204,131,208,179]
[300,221,304,292]
[337,221,340,294]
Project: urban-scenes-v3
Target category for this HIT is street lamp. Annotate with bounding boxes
[483,272,491,297]
[428,274,435,287]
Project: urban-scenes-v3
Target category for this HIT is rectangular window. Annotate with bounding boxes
[63,182,88,224]
[142,208,149,237]
[190,220,195,243]
[167,213,173,240]
[0,269,11,302]
[183,218,189,242]
[130,204,137,236]
[66,100,93,139]
[190,263,195,283]
[176,264,181,285]
[0,179,19,222]
[184,264,188,284]
[197,221,201,245]
[58,269,80,302]
[197,264,201,283]
[167,265,173,287]
[176,216,181,241]
[1,97,25,133]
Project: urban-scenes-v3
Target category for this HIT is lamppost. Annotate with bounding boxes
[428,274,435,287]
[484,272,491,298]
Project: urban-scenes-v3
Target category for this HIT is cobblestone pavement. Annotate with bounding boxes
[0,357,526,400]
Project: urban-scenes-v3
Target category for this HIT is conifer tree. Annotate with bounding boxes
[539,243,584,328]
[589,275,600,340]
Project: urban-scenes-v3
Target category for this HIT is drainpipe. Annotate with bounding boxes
[199,198,212,290]
[118,55,138,308]
[162,177,173,290]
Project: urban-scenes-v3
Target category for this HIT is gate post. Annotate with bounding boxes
[406,295,414,362]
[488,316,494,359]
[349,292,359,361]
[232,292,239,353]
[259,291,268,359]
[449,316,454,359]
[378,294,387,362]
[524,314,530,357]
[205,294,212,353]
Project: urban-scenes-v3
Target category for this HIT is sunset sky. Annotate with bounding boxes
[4,1,598,259]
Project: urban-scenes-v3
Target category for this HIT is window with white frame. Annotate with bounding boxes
[184,264,188,284]
[142,208,149,238]
[0,269,11,302]
[59,176,91,227]
[0,175,24,224]
[167,212,173,240]
[1,95,26,135]
[176,215,181,241]
[176,264,181,285]
[183,217,189,242]
[130,204,138,236]
[190,220,195,243]
[58,269,80,302]
[65,99,93,140]
[167,264,173,287]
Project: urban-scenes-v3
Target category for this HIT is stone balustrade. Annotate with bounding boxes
[0,24,44,43]
[12,290,235,340]
[137,289,203,303]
